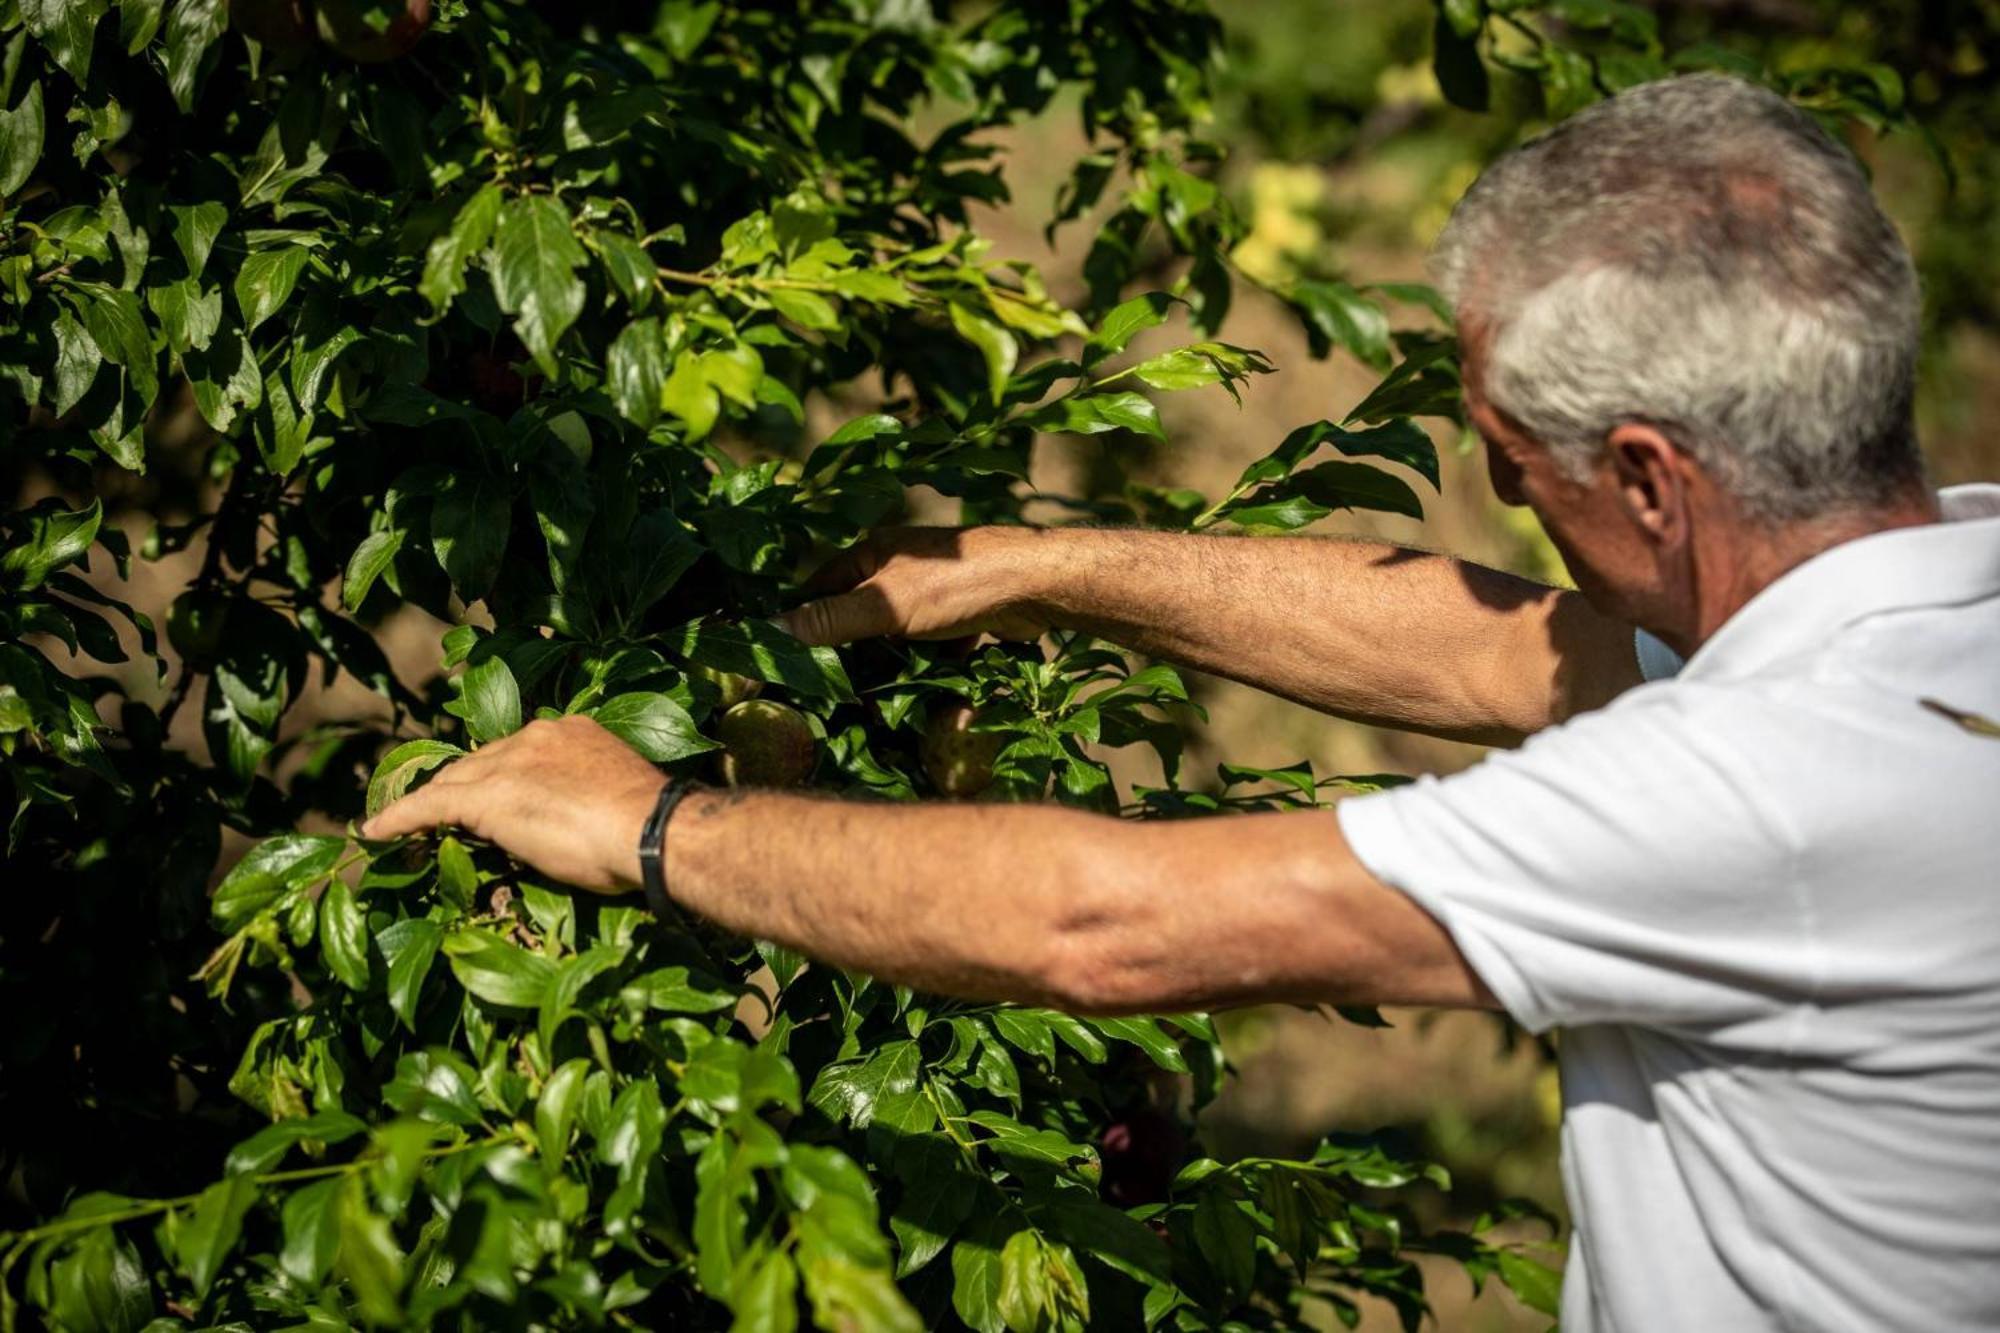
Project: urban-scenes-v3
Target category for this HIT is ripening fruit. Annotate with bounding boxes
[166,590,231,665]
[228,0,314,49]
[1100,1107,1186,1207]
[314,0,432,62]
[920,700,1001,798]
[715,700,815,788]
[693,664,763,711]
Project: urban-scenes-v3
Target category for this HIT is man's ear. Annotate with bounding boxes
[1605,423,1689,548]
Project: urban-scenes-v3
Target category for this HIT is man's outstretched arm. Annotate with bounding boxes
[361,716,1495,1015]
[779,527,1642,747]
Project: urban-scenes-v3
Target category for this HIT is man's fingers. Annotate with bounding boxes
[776,587,897,647]
[797,542,884,599]
[362,777,463,841]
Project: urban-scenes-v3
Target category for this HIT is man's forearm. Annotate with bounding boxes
[1004,528,1638,745]
[649,786,1490,1014]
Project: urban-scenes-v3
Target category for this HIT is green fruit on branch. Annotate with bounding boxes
[715,700,815,788]
[165,590,232,665]
[314,0,432,62]
[920,699,1002,798]
[228,0,314,49]
[693,664,763,711]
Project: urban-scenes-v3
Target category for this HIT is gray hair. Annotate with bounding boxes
[1433,73,1924,520]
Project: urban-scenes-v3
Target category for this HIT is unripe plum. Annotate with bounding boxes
[166,590,232,665]
[920,699,1001,798]
[693,664,763,711]
[715,700,815,788]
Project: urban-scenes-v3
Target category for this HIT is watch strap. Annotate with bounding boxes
[637,780,691,920]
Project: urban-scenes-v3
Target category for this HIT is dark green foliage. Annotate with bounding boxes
[0,0,1937,1328]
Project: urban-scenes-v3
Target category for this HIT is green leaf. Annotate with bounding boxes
[625,965,736,1013]
[162,0,226,112]
[607,317,667,428]
[672,618,854,702]
[342,529,404,612]
[1293,279,1392,370]
[592,691,716,763]
[2,498,100,592]
[119,0,166,51]
[1084,1016,1189,1073]
[337,1179,405,1322]
[442,930,559,1008]
[366,738,460,817]
[173,1176,256,1296]
[449,655,523,744]
[1035,1199,1170,1287]
[592,230,655,311]
[224,1109,366,1175]
[169,201,228,279]
[431,473,511,603]
[1433,9,1491,112]
[420,184,502,315]
[0,78,44,196]
[73,284,158,410]
[49,309,98,417]
[278,1177,343,1286]
[1022,390,1164,440]
[48,1229,151,1333]
[1191,1190,1256,1305]
[889,1154,975,1278]
[1443,0,1484,39]
[148,277,223,354]
[535,1058,591,1164]
[491,194,588,377]
[185,326,262,431]
[661,350,719,439]
[377,918,443,1030]
[1497,1249,1562,1316]
[734,1249,800,1333]
[1083,291,1176,367]
[949,301,1018,404]
[320,877,370,989]
[211,833,344,931]
[233,243,310,335]
[436,834,478,909]
[20,0,105,84]
[950,1218,1011,1333]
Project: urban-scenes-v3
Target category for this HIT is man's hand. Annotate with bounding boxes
[776,526,1050,647]
[360,716,664,894]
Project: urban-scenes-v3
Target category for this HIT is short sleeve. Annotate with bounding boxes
[1337,689,1813,1037]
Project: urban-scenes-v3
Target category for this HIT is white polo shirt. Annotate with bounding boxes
[1338,484,2000,1332]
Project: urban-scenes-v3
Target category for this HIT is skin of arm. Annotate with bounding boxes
[777,526,1643,747]
[361,716,1496,1016]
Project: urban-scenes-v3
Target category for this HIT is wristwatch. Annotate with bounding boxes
[636,779,692,920]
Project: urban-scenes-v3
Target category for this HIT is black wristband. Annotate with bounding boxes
[637,780,692,920]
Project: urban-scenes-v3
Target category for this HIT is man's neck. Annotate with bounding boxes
[1669,488,1941,657]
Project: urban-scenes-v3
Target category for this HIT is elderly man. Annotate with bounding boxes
[366,75,2000,1330]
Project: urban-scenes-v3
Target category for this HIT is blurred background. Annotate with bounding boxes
[22,2,1996,1326]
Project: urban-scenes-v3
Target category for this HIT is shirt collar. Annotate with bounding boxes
[1677,483,2000,683]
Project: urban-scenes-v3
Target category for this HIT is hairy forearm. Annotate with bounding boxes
[1002,527,1637,745]
[651,787,1488,1014]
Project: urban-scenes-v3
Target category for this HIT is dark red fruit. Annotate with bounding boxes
[315,0,432,62]
[1100,1107,1185,1207]
[229,0,314,49]
[466,350,527,414]
[715,700,815,788]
